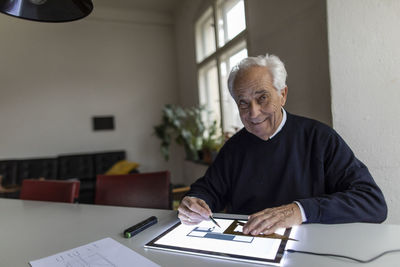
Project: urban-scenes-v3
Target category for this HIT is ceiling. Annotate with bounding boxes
[93,0,182,14]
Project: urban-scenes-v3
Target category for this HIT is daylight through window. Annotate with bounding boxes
[195,0,247,135]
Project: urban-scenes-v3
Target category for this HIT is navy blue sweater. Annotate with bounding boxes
[188,113,387,223]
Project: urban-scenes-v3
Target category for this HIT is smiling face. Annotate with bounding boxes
[233,66,288,140]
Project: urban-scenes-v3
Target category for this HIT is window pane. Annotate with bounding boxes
[216,0,246,47]
[219,43,247,134]
[229,48,247,68]
[226,1,246,40]
[198,61,221,129]
[203,16,216,58]
[195,7,216,62]
[195,1,248,139]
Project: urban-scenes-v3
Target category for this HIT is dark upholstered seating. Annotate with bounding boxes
[95,171,171,209]
[0,160,18,186]
[0,151,126,203]
[20,179,80,203]
[17,158,58,184]
[94,152,126,175]
[57,151,127,204]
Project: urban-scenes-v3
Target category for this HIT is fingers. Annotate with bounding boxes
[243,212,275,235]
[178,205,206,221]
[243,203,302,236]
[177,196,212,225]
[251,215,283,235]
[197,199,212,215]
[179,212,202,225]
[183,196,212,218]
[186,197,212,218]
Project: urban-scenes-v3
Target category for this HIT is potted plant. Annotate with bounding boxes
[200,120,224,164]
[154,104,206,161]
[154,104,225,163]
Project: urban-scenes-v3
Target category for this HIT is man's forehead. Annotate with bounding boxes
[235,66,272,83]
[233,66,275,97]
[236,88,269,99]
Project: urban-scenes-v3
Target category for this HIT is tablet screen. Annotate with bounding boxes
[145,217,292,265]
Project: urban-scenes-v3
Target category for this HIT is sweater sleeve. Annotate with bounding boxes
[186,144,232,212]
[298,130,387,224]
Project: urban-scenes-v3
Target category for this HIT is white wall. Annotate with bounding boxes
[0,3,184,183]
[327,0,400,223]
[246,0,332,125]
[174,0,204,107]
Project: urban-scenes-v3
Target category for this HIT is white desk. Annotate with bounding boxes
[1,198,399,267]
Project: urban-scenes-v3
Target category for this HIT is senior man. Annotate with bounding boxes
[178,54,387,236]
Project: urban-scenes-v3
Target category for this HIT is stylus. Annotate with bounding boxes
[124,216,158,238]
[209,215,221,228]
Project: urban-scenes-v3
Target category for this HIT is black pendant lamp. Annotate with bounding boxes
[0,0,93,22]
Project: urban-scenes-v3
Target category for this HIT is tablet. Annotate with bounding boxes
[145,217,293,265]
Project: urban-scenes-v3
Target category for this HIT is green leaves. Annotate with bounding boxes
[154,104,225,162]
[154,105,204,161]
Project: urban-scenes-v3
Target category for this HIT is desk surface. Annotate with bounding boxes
[1,198,399,267]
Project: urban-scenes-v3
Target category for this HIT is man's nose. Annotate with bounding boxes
[249,102,261,118]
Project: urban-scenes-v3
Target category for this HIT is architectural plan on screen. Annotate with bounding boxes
[146,218,290,265]
[30,237,160,267]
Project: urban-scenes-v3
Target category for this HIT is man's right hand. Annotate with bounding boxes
[177,196,212,225]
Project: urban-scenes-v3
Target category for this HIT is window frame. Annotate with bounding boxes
[195,0,248,132]
[198,60,220,127]
[195,7,216,62]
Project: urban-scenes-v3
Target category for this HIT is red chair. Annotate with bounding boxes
[20,179,80,203]
[95,171,171,209]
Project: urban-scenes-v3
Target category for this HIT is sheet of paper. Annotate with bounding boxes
[153,218,285,260]
[30,237,160,267]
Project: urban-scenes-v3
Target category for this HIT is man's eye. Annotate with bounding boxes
[238,101,248,108]
[259,95,267,102]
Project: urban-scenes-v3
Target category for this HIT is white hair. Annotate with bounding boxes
[227,54,287,98]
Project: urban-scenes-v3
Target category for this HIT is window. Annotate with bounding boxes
[195,7,216,62]
[216,0,246,47]
[196,0,247,135]
[198,60,221,127]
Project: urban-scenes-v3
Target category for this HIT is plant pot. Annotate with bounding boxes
[201,149,213,164]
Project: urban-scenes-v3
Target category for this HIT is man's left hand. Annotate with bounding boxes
[243,203,302,236]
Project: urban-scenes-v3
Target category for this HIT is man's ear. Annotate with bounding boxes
[280,87,288,106]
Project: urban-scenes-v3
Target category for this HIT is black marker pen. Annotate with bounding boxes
[124,216,158,238]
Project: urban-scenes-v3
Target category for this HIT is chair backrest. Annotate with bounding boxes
[95,171,170,209]
[20,179,80,203]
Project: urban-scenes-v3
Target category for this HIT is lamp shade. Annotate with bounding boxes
[0,0,93,22]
